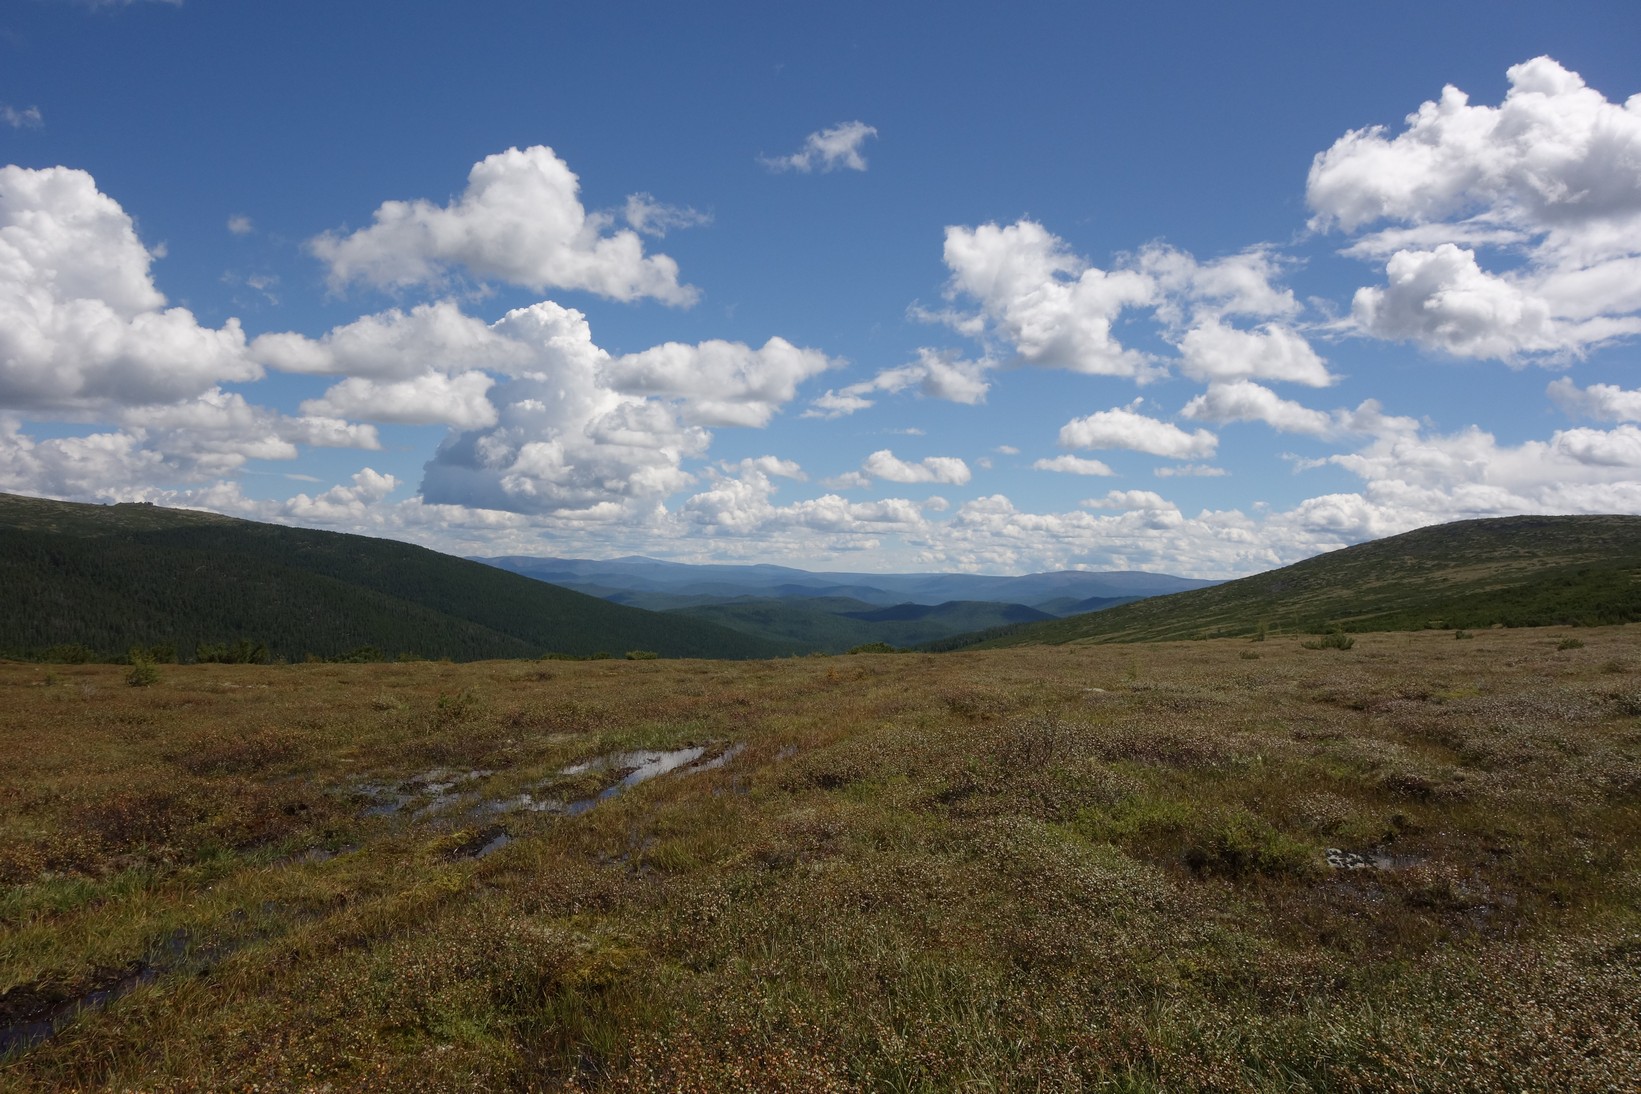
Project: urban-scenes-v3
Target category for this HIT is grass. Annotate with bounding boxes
[1,628,1638,1090]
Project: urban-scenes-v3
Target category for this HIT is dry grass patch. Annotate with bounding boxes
[0,629,1637,1090]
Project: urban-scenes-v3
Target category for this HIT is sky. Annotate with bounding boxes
[3,1,1640,578]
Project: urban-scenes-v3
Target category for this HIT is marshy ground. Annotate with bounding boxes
[2,627,1638,1091]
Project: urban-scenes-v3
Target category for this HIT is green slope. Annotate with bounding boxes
[952,514,1641,648]
[0,494,784,662]
[667,597,1054,654]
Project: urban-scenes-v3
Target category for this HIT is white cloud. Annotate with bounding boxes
[1350,244,1559,360]
[1180,380,1338,437]
[1154,463,1227,478]
[761,121,878,173]
[622,193,711,237]
[226,214,253,236]
[1082,489,1174,511]
[805,348,990,417]
[1177,319,1333,386]
[418,300,709,517]
[310,146,697,304]
[941,220,1159,378]
[0,165,259,412]
[1311,58,1641,361]
[1032,455,1115,476]
[254,297,832,517]
[254,299,532,380]
[300,371,498,429]
[1309,57,1641,240]
[601,337,837,427]
[2,105,43,130]
[1139,244,1301,326]
[1547,377,1641,422]
[859,449,972,485]
[1058,403,1217,459]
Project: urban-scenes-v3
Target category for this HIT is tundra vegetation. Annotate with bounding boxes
[1,628,1638,1091]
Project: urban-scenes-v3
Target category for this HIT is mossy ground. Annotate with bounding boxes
[2,628,1638,1091]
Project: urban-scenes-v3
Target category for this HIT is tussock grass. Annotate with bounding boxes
[1,628,1638,1090]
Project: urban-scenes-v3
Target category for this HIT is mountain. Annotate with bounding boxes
[943,515,1641,648]
[661,597,1057,654]
[0,494,785,662]
[476,554,1216,610]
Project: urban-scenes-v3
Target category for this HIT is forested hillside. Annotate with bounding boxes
[945,515,1641,648]
[0,494,783,662]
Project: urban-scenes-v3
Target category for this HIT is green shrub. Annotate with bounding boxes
[1183,810,1317,880]
[126,655,160,688]
[846,642,898,654]
[625,650,660,660]
[1558,637,1585,650]
[1302,630,1355,651]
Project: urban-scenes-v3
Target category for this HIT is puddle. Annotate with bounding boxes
[0,929,189,1057]
[482,744,746,818]
[354,768,494,819]
[1325,847,1424,871]
[694,742,745,771]
[446,825,511,860]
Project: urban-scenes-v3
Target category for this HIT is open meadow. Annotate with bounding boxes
[2,628,1639,1091]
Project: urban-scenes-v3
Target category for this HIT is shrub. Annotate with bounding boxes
[1454,629,1474,640]
[126,655,160,688]
[1302,630,1355,651]
[846,642,898,655]
[1558,637,1585,650]
[625,650,660,660]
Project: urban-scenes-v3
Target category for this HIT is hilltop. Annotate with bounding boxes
[0,494,783,662]
[946,515,1641,648]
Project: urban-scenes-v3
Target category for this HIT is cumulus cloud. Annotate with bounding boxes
[1181,381,1338,437]
[1058,403,1217,459]
[1311,58,1641,361]
[858,449,972,485]
[602,337,837,427]
[1177,318,1334,386]
[1082,489,1174,511]
[1547,377,1641,422]
[1032,455,1115,476]
[226,214,253,236]
[1350,243,1559,359]
[412,301,718,518]
[805,348,990,417]
[1139,244,1302,326]
[761,121,878,173]
[310,146,697,304]
[0,165,259,412]
[940,220,1158,378]
[2,105,43,130]
[254,296,833,516]
[936,223,1323,388]
[255,300,531,380]
[300,371,499,429]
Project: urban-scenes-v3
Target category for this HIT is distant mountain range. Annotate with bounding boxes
[475,554,1212,608]
[944,514,1641,648]
[473,555,1218,653]
[4,495,1627,662]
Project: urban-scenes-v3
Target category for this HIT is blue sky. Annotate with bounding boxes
[3,0,1639,577]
